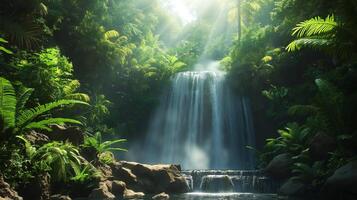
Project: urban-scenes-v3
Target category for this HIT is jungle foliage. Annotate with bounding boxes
[226,0,357,196]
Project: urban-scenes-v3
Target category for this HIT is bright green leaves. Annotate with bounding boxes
[291,15,337,37]
[286,15,338,52]
[82,132,127,164]
[0,37,13,54]
[0,77,88,135]
[0,77,17,130]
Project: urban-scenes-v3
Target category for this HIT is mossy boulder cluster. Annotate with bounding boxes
[90,161,189,199]
[265,154,357,199]
[0,160,188,200]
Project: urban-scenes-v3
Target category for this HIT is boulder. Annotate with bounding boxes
[111,181,126,196]
[98,164,113,180]
[322,161,357,198]
[25,130,49,145]
[88,182,115,200]
[265,153,292,179]
[278,178,306,196]
[19,173,50,200]
[46,125,84,145]
[50,194,72,200]
[119,161,189,194]
[0,175,22,200]
[111,162,137,185]
[123,189,145,199]
[309,132,336,160]
[152,192,169,200]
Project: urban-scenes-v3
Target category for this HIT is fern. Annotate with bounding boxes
[16,87,34,117]
[104,30,120,40]
[24,118,82,131]
[0,77,17,129]
[292,15,337,37]
[287,15,338,52]
[286,38,333,52]
[17,99,88,129]
[288,105,320,116]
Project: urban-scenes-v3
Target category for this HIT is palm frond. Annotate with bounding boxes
[17,99,88,129]
[1,19,43,49]
[23,118,82,132]
[0,77,17,129]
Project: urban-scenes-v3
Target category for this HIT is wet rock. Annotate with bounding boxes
[123,189,145,199]
[309,132,336,160]
[88,182,115,200]
[0,175,23,200]
[322,161,357,198]
[152,192,169,200]
[279,178,306,196]
[111,162,137,185]
[265,153,292,179]
[120,161,189,194]
[50,194,72,200]
[200,175,234,192]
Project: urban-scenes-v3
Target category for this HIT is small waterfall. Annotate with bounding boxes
[182,170,282,194]
[200,175,234,192]
[142,61,255,169]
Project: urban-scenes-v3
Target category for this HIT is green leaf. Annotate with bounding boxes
[17,99,88,129]
[24,118,82,131]
[0,77,17,130]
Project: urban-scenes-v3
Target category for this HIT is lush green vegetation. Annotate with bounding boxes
[225,0,357,196]
[0,0,356,199]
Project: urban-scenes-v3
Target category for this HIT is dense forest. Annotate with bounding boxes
[0,0,356,200]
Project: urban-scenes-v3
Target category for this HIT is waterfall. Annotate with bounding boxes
[142,61,256,169]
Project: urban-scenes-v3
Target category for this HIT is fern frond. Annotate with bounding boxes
[288,105,320,116]
[16,87,34,115]
[292,15,337,37]
[63,80,80,95]
[23,118,82,132]
[16,135,36,158]
[17,100,88,129]
[0,77,17,129]
[286,38,333,52]
[104,30,120,40]
[65,93,90,102]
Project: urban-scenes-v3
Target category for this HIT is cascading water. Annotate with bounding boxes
[142,61,256,170]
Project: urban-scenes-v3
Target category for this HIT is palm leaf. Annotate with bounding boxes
[17,99,88,129]
[0,77,17,129]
